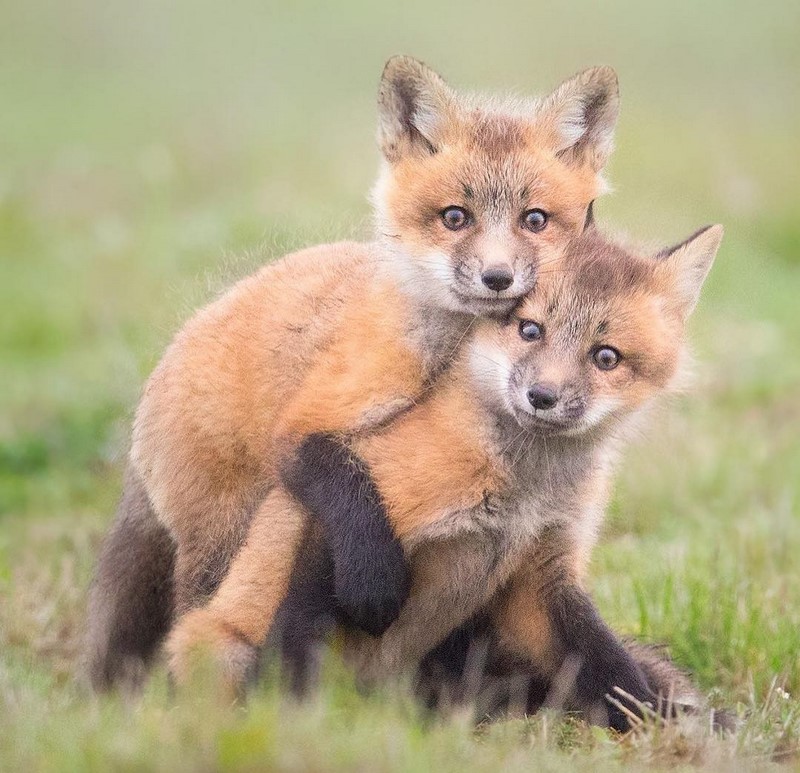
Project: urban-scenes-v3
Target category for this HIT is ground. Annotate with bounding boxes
[1,0,799,770]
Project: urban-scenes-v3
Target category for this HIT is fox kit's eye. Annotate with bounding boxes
[593,346,620,370]
[441,206,471,231]
[521,209,548,233]
[519,320,544,341]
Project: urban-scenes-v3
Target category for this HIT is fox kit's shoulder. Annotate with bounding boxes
[130,240,387,502]
[174,239,378,349]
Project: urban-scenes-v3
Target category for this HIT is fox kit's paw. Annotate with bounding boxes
[166,608,260,698]
[548,652,660,733]
[334,539,411,637]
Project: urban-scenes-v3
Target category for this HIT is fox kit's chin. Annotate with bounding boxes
[446,287,524,317]
[448,283,530,317]
[510,398,621,437]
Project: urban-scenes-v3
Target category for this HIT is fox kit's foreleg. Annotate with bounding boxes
[269,518,340,696]
[280,433,410,637]
[491,527,671,732]
[417,617,711,727]
[274,332,424,635]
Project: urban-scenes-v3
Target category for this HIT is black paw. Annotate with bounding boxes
[578,659,659,733]
[334,548,411,637]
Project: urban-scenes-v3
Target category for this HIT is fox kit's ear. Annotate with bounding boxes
[378,56,456,162]
[537,66,619,172]
[656,224,724,318]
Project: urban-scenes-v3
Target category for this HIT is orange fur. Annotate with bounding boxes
[353,378,502,538]
[166,487,305,692]
[490,528,586,679]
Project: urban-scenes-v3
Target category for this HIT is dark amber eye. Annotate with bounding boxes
[521,208,548,232]
[519,320,544,341]
[593,346,620,370]
[441,206,470,231]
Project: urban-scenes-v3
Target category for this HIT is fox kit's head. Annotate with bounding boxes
[373,56,619,316]
[469,224,724,437]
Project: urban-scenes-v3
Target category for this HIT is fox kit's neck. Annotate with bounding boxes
[406,303,476,386]
[366,245,475,383]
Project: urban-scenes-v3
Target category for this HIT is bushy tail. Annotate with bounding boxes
[84,466,176,692]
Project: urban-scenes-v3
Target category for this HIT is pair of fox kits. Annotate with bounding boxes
[87,56,724,731]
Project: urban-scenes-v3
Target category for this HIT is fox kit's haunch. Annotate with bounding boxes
[86,57,619,690]
[170,225,722,731]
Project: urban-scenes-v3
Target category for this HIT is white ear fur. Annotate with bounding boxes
[537,66,619,171]
[656,224,724,317]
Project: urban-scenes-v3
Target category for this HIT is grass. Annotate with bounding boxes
[1,0,799,769]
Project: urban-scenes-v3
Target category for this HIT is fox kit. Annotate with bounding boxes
[177,223,723,731]
[86,57,619,690]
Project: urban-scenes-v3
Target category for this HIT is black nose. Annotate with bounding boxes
[481,266,514,292]
[527,384,559,411]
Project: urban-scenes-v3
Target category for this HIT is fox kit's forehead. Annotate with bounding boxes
[518,232,657,318]
[516,235,663,339]
[460,119,600,219]
[461,107,530,157]
[389,129,598,228]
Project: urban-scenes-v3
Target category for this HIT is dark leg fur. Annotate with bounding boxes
[84,466,176,692]
[173,531,245,616]
[419,618,718,731]
[268,519,339,695]
[280,433,411,637]
[417,615,550,719]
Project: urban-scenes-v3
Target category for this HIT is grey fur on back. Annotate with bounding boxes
[84,466,176,692]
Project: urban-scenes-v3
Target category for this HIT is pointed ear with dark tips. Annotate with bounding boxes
[656,224,724,318]
[537,66,619,172]
[378,56,456,162]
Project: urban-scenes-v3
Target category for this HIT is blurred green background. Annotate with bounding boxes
[1,1,799,770]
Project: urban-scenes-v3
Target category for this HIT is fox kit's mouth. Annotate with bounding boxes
[508,403,588,436]
[517,412,576,435]
[450,289,521,316]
